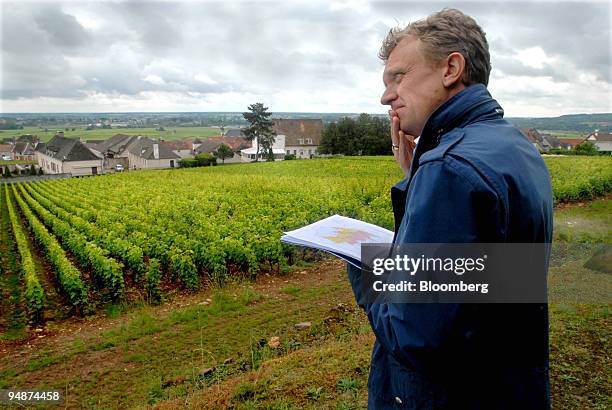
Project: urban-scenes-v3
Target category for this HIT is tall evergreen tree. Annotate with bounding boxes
[242,103,275,162]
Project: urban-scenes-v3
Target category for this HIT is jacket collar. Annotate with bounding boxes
[408,84,503,180]
[390,84,504,236]
[420,83,503,141]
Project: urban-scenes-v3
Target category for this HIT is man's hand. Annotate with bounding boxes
[390,110,416,176]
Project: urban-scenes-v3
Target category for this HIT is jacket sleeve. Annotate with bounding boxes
[347,158,502,372]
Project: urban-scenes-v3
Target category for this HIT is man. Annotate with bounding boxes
[347,8,552,409]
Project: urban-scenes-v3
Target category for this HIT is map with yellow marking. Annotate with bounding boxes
[281,214,394,266]
[323,227,377,245]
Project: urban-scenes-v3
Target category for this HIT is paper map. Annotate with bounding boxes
[280,215,394,268]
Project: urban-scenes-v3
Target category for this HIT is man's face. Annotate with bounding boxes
[380,36,446,137]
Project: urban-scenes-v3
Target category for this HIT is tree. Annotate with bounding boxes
[319,114,391,156]
[214,144,233,164]
[242,103,275,162]
[575,141,599,156]
[195,153,217,166]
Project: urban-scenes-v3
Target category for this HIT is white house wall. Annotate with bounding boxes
[64,160,103,176]
[36,152,102,175]
[285,145,318,158]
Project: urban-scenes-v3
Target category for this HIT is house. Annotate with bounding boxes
[539,134,566,150]
[159,140,195,159]
[89,134,135,171]
[239,119,323,161]
[194,138,243,163]
[194,139,223,154]
[240,135,286,161]
[207,136,251,151]
[192,138,203,150]
[16,134,40,144]
[125,136,181,170]
[35,134,103,176]
[0,144,13,160]
[274,119,323,159]
[12,141,36,161]
[586,131,612,154]
[91,134,185,170]
[559,138,587,150]
[519,128,562,153]
[224,129,248,138]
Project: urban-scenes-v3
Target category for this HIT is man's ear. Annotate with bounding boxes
[442,52,465,88]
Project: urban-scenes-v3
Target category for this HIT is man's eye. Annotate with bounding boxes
[394,73,404,82]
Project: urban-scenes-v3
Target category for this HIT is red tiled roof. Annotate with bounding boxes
[587,132,612,142]
[561,138,587,148]
[273,119,323,146]
[208,136,251,150]
[160,140,193,150]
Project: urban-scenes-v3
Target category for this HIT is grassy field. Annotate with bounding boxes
[0,127,220,142]
[0,198,609,409]
[541,130,587,138]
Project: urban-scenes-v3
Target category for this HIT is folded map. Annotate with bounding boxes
[280,214,394,268]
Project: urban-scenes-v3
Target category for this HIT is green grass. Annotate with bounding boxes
[554,196,612,243]
[281,285,301,296]
[0,126,220,142]
[0,267,357,408]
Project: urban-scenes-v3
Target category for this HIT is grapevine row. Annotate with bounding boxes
[3,185,44,322]
[24,183,146,275]
[51,180,275,279]
[16,184,125,300]
[34,181,200,290]
[25,182,163,301]
[11,184,90,312]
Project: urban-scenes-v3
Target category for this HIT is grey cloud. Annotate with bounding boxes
[114,1,182,50]
[491,55,569,82]
[371,1,610,83]
[1,0,609,112]
[1,54,87,100]
[33,4,92,50]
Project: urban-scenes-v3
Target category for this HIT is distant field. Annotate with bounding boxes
[541,130,587,138]
[0,126,220,142]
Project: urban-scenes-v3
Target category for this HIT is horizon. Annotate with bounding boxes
[1,111,612,119]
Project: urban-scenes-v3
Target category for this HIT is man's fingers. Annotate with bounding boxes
[391,116,400,145]
[398,130,415,148]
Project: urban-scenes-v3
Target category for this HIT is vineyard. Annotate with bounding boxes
[0,156,611,329]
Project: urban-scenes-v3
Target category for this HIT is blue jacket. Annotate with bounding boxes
[348,84,552,409]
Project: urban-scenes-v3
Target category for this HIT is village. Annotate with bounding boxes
[0,118,324,177]
[0,119,610,179]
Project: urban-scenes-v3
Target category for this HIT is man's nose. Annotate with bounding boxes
[380,86,396,106]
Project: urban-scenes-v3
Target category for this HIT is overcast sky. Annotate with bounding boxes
[1,0,610,116]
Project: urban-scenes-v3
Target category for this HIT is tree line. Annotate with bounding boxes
[318,114,392,156]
